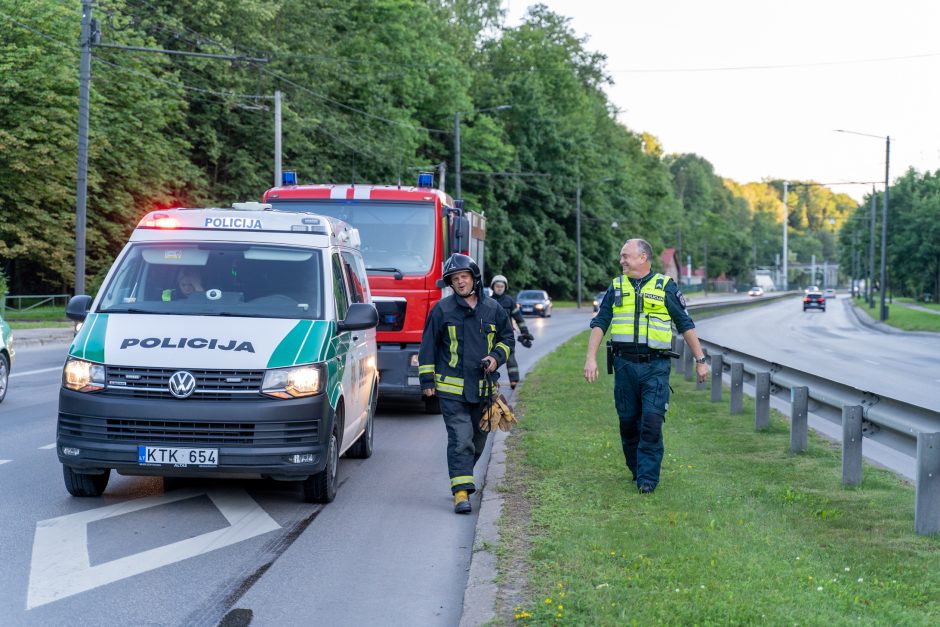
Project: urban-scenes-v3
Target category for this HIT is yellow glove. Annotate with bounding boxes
[494,395,518,431]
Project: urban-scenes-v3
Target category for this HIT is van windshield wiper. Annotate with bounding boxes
[368,267,403,280]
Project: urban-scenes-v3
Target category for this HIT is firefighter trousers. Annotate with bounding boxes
[505,350,520,383]
[439,397,489,494]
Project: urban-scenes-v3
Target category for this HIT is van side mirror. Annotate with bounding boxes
[66,295,93,322]
[451,215,470,254]
[337,303,379,332]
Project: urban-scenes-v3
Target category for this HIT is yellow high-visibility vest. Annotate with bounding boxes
[610,273,673,349]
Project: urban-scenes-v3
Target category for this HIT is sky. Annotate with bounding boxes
[503,0,940,201]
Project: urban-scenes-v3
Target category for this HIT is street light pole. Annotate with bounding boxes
[879,137,890,321]
[75,0,94,295]
[782,181,788,291]
[576,180,582,309]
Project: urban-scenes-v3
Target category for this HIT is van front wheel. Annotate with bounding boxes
[303,423,339,503]
[63,465,110,497]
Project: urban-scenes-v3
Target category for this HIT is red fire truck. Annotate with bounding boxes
[263,174,485,412]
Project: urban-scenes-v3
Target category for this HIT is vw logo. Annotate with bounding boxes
[168,371,197,399]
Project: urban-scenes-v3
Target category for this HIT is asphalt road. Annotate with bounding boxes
[695,294,940,412]
[0,309,591,627]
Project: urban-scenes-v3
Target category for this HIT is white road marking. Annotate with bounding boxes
[38,444,56,450]
[0,460,11,466]
[864,359,880,365]
[27,489,281,609]
[10,367,61,379]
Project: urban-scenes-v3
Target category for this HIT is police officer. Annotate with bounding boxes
[489,274,534,389]
[583,239,708,494]
[419,254,515,514]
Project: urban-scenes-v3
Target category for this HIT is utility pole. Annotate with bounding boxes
[879,137,890,321]
[454,112,462,199]
[274,90,282,186]
[575,180,582,309]
[868,188,876,308]
[74,0,94,295]
[782,181,788,291]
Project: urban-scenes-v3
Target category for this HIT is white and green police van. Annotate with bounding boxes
[59,203,378,503]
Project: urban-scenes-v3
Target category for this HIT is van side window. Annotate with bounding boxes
[341,251,367,304]
[332,252,349,319]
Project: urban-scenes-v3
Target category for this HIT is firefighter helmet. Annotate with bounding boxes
[441,253,482,288]
[490,274,509,290]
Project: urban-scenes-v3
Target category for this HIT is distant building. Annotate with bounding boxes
[659,248,679,282]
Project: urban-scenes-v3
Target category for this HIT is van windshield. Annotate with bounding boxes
[97,242,324,319]
[266,200,436,275]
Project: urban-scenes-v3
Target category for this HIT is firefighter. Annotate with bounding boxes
[418,254,515,514]
[489,274,534,389]
[583,238,708,494]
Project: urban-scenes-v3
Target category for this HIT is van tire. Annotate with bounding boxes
[347,383,376,459]
[423,395,441,414]
[63,465,110,497]
[303,420,339,503]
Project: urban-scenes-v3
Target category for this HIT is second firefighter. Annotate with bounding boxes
[489,274,534,389]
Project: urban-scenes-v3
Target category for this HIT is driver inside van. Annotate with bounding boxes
[162,268,204,301]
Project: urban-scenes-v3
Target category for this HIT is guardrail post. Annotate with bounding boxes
[790,386,808,453]
[729,362,743,415]
[841,405,863,486]
[683,342,694,382]
[710,354,723,402]
[673,337,685,376]
[755,372,770,430]
[915,432,940,535]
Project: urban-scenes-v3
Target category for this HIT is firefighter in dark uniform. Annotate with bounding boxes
[584,239,709,494]
[419,254,515,514]
[489,274,534,389]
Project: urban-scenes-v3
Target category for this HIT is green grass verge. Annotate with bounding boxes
[500,332,940,625]
[854,300,940,333]
[8,320,74,330]
[2,305,70,329]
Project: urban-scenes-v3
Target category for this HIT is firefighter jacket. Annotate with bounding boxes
[491,293,529,333]
[610,273,674,349]
[418,294,515,402]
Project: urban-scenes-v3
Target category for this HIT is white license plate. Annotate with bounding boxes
[138,446,218,467]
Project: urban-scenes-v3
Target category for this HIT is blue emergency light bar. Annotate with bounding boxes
[417,172,434,188]
[282,170,298,186]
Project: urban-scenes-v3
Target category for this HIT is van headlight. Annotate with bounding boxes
[262,364,326,399]
[63,358,106,392]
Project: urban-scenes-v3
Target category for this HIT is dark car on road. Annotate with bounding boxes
[518,289,552,317]
[803,291,826,312]
[592,290,607,313]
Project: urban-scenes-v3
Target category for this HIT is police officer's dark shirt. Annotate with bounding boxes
[590,271,695,354]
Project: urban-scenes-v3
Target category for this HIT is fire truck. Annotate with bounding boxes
[263,173,485,412]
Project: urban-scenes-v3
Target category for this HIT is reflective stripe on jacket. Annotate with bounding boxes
[610,273,673,349]
[417,294,515,402]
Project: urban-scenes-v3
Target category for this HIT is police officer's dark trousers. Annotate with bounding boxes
[613,355,670,489]
[439,397,489,494]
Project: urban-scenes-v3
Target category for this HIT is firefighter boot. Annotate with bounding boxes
[454,490,471,514]
[510,381,518,390]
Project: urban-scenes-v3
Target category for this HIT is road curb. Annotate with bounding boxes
[459,424,508,627]
[12,328,74,349]
[845,298,940,337]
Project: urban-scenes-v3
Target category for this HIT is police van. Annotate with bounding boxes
[59,203,378,503]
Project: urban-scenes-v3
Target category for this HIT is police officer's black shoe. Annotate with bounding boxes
[638,484,655,494]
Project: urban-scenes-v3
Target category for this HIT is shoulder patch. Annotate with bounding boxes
[676,289,688,308]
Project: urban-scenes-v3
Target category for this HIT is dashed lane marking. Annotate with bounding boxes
[10,367,62,379]
[0,460,11,466]
[864,359,879,365]
[38,444,56,450]
[27,489,281,609]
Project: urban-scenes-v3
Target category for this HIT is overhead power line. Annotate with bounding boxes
[0,10,75,50]
[612,52,940,74]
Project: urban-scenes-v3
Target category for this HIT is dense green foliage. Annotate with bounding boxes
[1,1,866,297]
[840,169,940,302]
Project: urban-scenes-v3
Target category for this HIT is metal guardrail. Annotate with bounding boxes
[2,294,70,314]
[677,301,940,535]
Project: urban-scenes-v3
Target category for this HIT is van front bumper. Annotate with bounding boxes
[57,389,332,480]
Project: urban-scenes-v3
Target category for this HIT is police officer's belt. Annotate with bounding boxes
[610,346,669,362]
